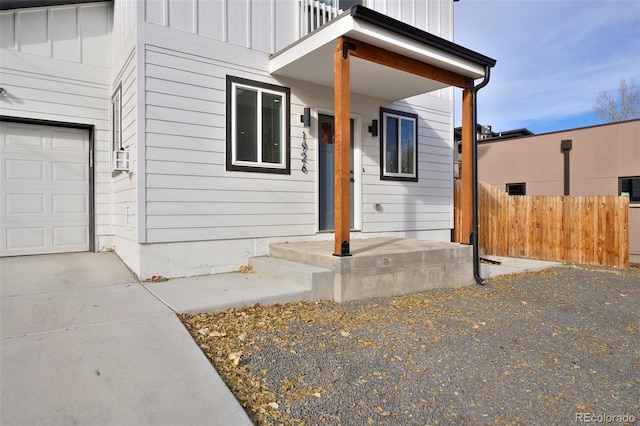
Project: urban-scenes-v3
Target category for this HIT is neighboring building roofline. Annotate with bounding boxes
[0,0,107,11]
[350,5,497,69]
[476,118,640,144]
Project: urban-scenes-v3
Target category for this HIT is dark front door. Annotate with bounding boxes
[318,114,354,231]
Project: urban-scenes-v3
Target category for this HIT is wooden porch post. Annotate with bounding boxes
[460,87,473,244]
[334,37,352,256]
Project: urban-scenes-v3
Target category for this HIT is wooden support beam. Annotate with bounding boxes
[342,36,470,89]
[334,37,352,256]
[460,87,473,244]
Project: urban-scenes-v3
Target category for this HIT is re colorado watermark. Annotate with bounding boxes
[575,412,636,424]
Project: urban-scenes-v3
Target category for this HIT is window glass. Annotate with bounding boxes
[380,108,418,181]
[620,176,640,202]
[226,76,290,174]
[235,87,258,162]
[385,116,398,174]
[112,87,122,151]
[506,183,526,195]
[262,92,282,164]
[400,118,415,174]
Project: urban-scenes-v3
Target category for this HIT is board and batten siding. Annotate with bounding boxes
[367,0,453,39]
[0,2,112,67]
[112,0,137,57]
[144,0,298,54]
[142,0,452,55]
[0,3,113,250]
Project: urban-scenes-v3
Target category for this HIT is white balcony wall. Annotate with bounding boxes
[144,0,298,54]
[366,0,453,40]
[0,2,113,66]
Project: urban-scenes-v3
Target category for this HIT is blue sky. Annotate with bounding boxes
[452,0,640,134]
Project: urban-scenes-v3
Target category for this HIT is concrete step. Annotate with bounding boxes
[144,272,313,314]
[249,256,334,300]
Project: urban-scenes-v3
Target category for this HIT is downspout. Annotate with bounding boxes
[470,66,491,284]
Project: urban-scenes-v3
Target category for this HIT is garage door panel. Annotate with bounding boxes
[52,194,88,214]
[2,125,44,150]
[1,122,90,256]
[5,226,46,251]
[51,161,88,183]
[5,193,46,215]
[53,225,88,248]
[5,158,45,182]
[51,129,89,152]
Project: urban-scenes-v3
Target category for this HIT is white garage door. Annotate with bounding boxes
[1,122,90,256]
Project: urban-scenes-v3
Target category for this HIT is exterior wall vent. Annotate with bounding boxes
[113,150,130,171]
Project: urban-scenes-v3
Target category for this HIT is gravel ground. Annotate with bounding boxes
[181,265,640,425]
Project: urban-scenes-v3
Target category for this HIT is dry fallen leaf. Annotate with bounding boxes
[228,352,242,366]
[340,330,351,337]
[238,265,254,273]
[268,402,279,409]
[209,331,226,338]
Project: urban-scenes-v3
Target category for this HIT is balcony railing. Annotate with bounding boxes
[299,0,342,38]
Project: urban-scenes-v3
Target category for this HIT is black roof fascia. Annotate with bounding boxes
[0,0,108,11]
[350,5,496,69]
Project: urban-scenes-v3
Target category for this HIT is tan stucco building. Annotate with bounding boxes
[475,119,640,262]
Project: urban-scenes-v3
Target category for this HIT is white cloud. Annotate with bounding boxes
[453,0,640,132]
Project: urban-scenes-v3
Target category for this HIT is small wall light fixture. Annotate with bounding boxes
[301,107,311,127]
[0,87,8,97]
[368,119,378,137]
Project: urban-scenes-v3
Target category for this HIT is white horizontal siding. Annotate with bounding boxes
[144,0,297,54]
[111,42,138,242]
[139,11,455,245]
[0,48,112,248]
[146,188,315,204]
[0,2,112,67]
[142,27,316,244]
[358,94,454,233]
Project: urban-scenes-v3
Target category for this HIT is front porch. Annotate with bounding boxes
[145,237,474,311]
[269,237,474,303]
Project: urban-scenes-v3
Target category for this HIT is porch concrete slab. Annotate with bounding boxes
[0,252,252,426]
[269,238,475,302]
[482,255,562,278]
[144,272,313,314]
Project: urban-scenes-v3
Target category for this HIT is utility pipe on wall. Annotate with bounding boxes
[561,139,573,196]
[470,66,492,285]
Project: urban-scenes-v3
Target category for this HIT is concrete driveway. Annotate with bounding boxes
[0,252,251,426]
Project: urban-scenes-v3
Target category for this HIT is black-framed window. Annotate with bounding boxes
[380,107,418,181]
[506,182,526,195]
[111,84,122,151]
[226,76,290,174]
[620,176,640,203]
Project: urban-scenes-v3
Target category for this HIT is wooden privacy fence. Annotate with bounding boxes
[454,180,629,268]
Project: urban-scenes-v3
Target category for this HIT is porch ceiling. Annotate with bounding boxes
[269,6,496,101]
